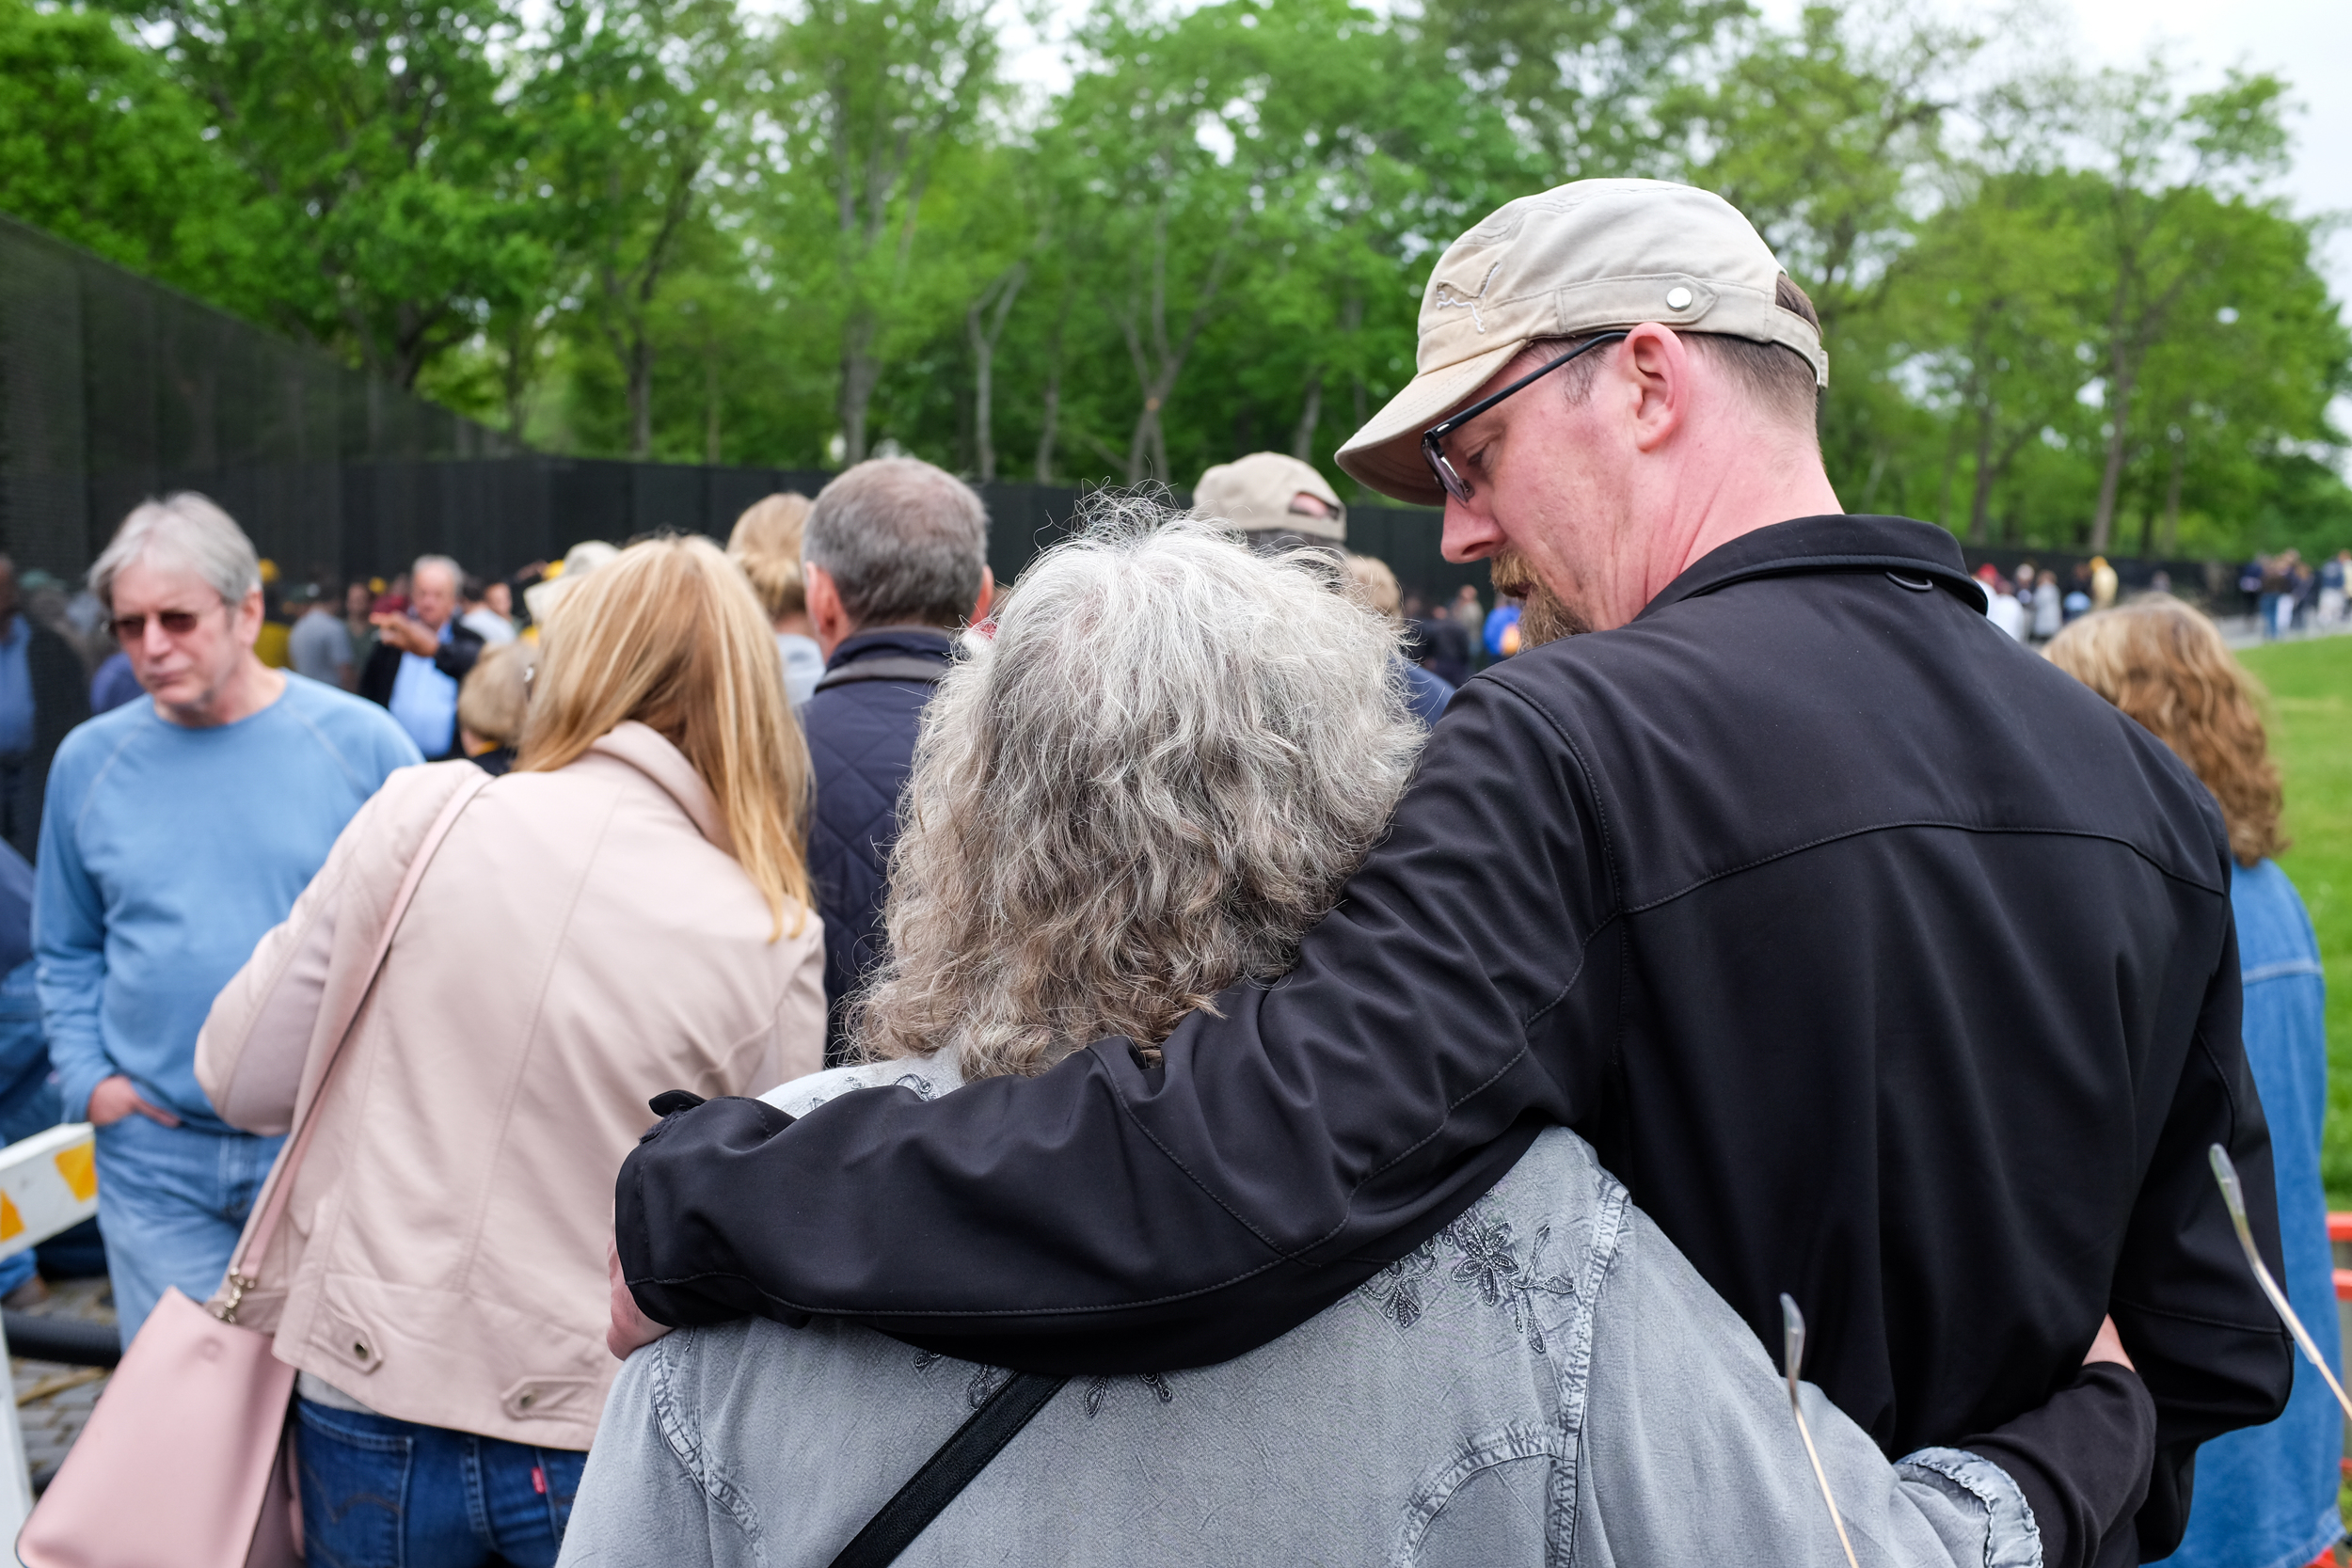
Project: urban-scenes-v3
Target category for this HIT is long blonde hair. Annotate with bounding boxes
[2045,595,2286,867]
[727,493,812,622]
[517,535,814,935]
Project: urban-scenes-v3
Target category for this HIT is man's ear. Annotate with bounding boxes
[971,565,994,623]
[1618,323,1691,454]
[804,563,855,656]
[233,587,266,649]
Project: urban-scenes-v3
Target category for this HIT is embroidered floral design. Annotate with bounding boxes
[1359,1243,1440,1331]
[918,1354,1175,1418]
[1355,1200,1581,1353]
[797,1067,940,1117]
[1079,1372,1176,1418]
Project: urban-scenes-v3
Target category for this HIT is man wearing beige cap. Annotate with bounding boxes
[1191,451,1346,551]
[619,180,2288,1564]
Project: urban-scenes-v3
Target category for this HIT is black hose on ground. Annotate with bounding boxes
[4,1309,121,1369]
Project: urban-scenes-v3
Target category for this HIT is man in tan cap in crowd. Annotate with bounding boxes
[1193,451,1453,723]
[1191,451,1346,552]
[618,179,2290,1568]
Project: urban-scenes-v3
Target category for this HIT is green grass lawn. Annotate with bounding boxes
[2235,637,2352,1204]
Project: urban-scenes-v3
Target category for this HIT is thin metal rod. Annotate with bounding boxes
[2209,1144,2352,1423]
[1781,1292,1864,1568]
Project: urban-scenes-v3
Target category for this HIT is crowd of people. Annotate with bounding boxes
[2239,549,2352,641]
[0,175,2337,1568]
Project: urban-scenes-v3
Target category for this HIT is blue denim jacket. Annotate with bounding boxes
[2155,860,2343,1568]
[564,1060,2042,1568]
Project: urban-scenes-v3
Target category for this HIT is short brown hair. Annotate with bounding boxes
[727,493,812,622]
[1527,274,1822,434]
[2044,596,2286,866]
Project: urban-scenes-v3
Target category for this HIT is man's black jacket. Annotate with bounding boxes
[357,618,484,759]
[620,515,2292,1556]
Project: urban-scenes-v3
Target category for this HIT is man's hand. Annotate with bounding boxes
[608,1235,672,1361]
[87,1074,180,1128]
[2083,1314,2135,1372]
[370,613,437,657]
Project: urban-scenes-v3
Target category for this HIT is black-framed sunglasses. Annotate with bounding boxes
[1420,330,1629,503]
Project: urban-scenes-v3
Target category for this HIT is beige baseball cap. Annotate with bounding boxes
[1336,179,1827,505]
[1192,451,1347,543]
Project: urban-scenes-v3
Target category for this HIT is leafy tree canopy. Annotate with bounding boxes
[2,0,2344,555]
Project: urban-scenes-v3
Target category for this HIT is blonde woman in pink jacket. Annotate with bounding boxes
[195,536,826,1568]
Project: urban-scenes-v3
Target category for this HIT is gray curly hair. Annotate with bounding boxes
[852,501,1423,1078]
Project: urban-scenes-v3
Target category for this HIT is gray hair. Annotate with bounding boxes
[852,500,1422,1078]
[89,493,262,610]
[803,458,987,629]
[412,554,463,592]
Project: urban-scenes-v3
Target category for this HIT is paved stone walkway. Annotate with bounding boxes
[8,1276,115,1494]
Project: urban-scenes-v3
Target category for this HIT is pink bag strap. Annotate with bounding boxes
[217,768,490,1319]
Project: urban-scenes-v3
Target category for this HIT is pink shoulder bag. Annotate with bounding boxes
[18,768,490,1568]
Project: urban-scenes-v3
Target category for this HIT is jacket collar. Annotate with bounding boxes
[1637,515,1987,619]
[827,626,956,673]
[588,721,734,857]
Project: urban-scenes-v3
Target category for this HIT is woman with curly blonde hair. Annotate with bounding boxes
[2048,596,2339,1568]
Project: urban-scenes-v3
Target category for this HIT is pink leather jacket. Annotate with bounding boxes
[196,722,825,1449]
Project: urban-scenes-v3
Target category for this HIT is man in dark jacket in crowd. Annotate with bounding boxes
[0,557,90,861]
[798,458,993,1065]
[617,181,2290,1563]
[358,553,483,759]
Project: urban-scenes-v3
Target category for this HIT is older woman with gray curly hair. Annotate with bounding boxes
[565,514,2123,1568]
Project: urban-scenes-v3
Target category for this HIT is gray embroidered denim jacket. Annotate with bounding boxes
[562,1056,2040,1567]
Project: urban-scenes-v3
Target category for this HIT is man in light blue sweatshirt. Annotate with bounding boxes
[36,495,420,1344]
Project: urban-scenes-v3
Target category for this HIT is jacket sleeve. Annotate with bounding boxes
[33,757,112,1123]
[1579,1207,2101,1568]
[193,791,379,1135]
[2106,908,2295,1559]
[617,678,1612,1370]
[1961,1363,2155,1568]
[432,631,482,684]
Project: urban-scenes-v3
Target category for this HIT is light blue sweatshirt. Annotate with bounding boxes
[35,674,421,1129]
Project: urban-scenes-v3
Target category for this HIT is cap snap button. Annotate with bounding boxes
[1665,285,1693,310]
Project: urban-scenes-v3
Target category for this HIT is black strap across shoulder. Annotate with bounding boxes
[814,655,948,692]
[825,1371,1069,1568]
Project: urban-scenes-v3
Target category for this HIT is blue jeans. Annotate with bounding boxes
[294,1397,587,1568]
[91,1112,281,1343]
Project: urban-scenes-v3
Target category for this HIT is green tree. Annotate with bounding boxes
[753,0,999,466]
[132,0,540,387]
[2073,65,2294,551]
[529,0,742,456]
[1896,171,2090,542]
[0,0,270,311]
